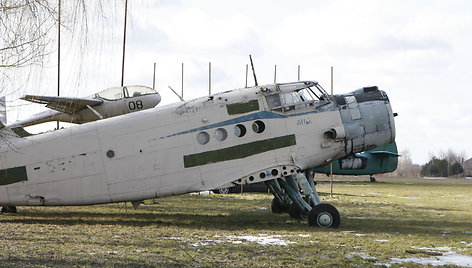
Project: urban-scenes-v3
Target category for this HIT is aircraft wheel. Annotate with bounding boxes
[216,187,230,194]
[1,206,17,213]
[271,198,289,213]
[289,203,307,220]
[369,176,376,183]
[308,203,340,228]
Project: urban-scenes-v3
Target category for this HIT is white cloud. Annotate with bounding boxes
[7,0,472,164]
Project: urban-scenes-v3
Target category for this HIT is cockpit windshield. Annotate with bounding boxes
[93,86,156,100]
[264,81,331,112]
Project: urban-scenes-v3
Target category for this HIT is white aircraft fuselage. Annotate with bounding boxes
[0,81,395,207]
[12,86,161,128]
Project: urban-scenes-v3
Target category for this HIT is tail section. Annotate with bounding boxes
[0,96,31,138]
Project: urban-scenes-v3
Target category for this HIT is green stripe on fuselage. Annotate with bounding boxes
[184,134,296,168]
[0,166,28,186]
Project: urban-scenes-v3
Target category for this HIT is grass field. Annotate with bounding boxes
[1,177,472,267]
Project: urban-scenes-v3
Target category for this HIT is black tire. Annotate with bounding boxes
[308,203,340,228]
[369,176,376,183]
[1,206,17,213]
[216,187,230,194]
[289,203,307,220]
[271,198,288,213]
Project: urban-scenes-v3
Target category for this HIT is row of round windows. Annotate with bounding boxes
[197,120,266,145]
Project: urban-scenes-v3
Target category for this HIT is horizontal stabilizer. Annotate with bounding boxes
[369,151,400,157]
[21,95,103,114]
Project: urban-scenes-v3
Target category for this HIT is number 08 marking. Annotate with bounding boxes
[128,100,144,110]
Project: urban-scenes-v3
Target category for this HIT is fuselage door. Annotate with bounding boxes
[344,96,362,120]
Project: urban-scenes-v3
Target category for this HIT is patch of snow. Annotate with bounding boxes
[375,239,389,242]
[355,234,366,237]
[227,234,296,246]
[391,252,472,267]
[347,252,376,260]
[412,246,451,252]
[347,216,367,219]
[465,177,472,180]
[298,234,311,238]
[190,191,212,195]
[422,177,447,180]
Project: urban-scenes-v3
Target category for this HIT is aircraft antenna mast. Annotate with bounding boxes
[245,64,248,88]
[209,62,211,95]
[152,62,156,91]
[297,65,300,81]
[274,65,277,83]
[121,0,128,87]
[249,55,258,86]
[181,63,184,99]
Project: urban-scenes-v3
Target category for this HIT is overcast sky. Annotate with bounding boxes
[8,0,472,164]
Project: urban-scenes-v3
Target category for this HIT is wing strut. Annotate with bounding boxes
[86,105,104,120]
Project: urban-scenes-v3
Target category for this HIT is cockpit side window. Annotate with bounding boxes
[266,94,281,108]
[265,86,330,113]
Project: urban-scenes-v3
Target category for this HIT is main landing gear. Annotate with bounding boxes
[0,206,17,213]
[265,172,340,228]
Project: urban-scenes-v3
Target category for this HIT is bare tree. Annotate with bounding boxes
[0,1,56,69]
[0,0,114,97]
[396,148,420,177]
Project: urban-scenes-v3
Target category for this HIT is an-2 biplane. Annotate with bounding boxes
[0,80,396,228]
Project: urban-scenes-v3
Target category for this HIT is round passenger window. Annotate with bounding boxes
[234,124,247,137]
[197,131,210,145]
[252,120,265,133]
[215,128,228,141]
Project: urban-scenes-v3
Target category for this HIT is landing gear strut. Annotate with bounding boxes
[266,172,340,228]
[1,206,17,213]
[369,175,376,183]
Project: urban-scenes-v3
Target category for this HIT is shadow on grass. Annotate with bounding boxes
[0,257,177,268]
[1,204,471,238]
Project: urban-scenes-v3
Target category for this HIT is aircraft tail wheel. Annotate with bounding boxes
[216,187,230,194]
[289,203,307,220]
[271,198,289,213]
[308,203,340,228]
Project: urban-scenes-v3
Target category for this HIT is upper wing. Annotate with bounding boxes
[21,95,103,114]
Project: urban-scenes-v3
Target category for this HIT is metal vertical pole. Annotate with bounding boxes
[121,0,128,87]
[57,0,61,130]
[181,62,184,99]
[152,62,156,91]
[297,65,300,81]
[209,62,211,95]
[330,66,334,197]
[274,65,277,83]
[249,54,258,86]
[245,64,248,88]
